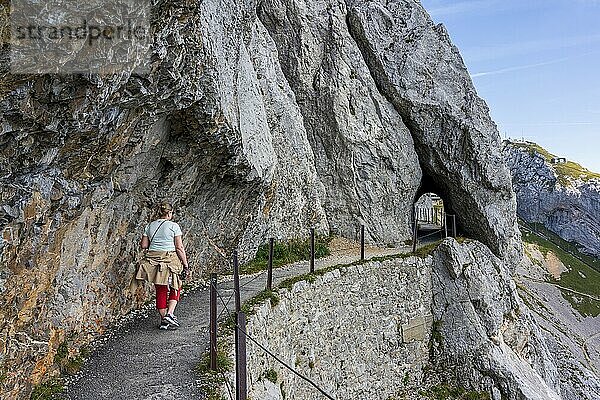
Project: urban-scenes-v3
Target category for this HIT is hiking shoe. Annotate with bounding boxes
[164,313,180,327]
[159,319,177,330]
[159,319,170,330]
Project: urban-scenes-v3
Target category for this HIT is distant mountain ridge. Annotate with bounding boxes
[503,140,600,258]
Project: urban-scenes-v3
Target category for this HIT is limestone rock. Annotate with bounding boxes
[258,0,422,244]
[0,1,327,396]
[503,140,600,258]
[247,379,284,400]
[345,0,522,263]
[0,0,532,397]
[431,238,561,400]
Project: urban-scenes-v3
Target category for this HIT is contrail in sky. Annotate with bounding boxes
[471,49,600,78]
[503,122,595,127]
[471,57,570,78]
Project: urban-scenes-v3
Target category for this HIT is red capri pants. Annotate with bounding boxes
[155,284,181,309]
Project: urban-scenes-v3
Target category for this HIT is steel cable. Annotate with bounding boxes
[211,278,335,399]
[209,339,234,400]
[240,271,266,289]
[236,325,335,400]
[211,281,234,320]
[417,229,445,240]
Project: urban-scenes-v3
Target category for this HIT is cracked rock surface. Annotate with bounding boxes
[1,0,530,397]
[345,0,522,264]
[503,141,600,258]
[431,239,562,400]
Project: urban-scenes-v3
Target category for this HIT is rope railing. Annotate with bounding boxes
[212,282,234,321]
[417,229,444,241]
[239,272,266,289]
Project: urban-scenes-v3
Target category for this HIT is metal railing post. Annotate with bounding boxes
[267,238,274,291]
[443,212,448,238]
[310,228,315,273]
[412,206,418,253]
[210,273,218,371]
[235,312,248,400]
[452,215,457,238]
[232,250,247,399]
[233,250,241,313]
[360,224,365,261]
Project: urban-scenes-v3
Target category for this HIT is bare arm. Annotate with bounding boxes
[174,235,188,269]
[140,235,149,250]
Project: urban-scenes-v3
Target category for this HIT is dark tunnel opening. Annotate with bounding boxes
[413,173,462,243]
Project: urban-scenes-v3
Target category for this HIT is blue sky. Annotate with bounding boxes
[420,0,600,172]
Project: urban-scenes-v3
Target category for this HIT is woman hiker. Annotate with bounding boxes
[136,202,190,330]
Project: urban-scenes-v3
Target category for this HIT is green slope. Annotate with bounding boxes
[522,227,600,317]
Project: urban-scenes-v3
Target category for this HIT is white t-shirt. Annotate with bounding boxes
[144,219,183,251]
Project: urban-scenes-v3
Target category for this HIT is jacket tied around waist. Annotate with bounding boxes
[135,250,183,290]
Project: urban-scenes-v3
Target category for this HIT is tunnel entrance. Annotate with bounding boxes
[412,192,457,248]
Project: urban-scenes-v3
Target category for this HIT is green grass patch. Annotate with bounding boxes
[559,289,600,318]
[53,341,89,376]
[30,378,64,400]
[455,236,470,244]
[520,219,600,273]
[522,229,600,317]
[419,384,491,400]
[278,271,318,291]
[53,341,68,364]
[196,341,234,400]
[264,368,278,383]
[240,236,332,275]
[61,356,85,376]
[402,371,409,385]
[241,290,280,316]
[197,344,233,374]
[522,231,600,297]
[413,240,443,257]
[555,161,600,185]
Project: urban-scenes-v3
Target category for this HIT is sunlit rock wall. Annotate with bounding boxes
[1,0,522,397]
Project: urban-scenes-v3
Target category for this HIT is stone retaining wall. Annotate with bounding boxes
[239,256,433,399]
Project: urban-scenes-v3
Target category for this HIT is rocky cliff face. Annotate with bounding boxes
[503,140,600,258]
[2,0,520,397]
[258,0,521,261]
[431,240,561,400]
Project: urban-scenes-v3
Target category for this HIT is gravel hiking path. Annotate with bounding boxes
[59,240,409,400]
